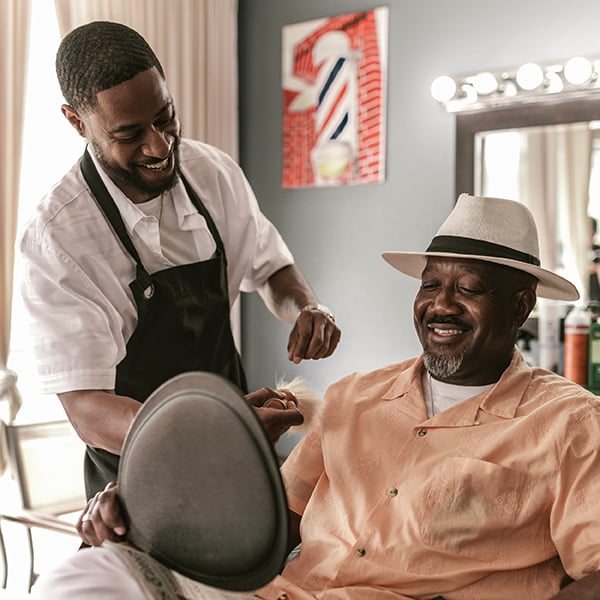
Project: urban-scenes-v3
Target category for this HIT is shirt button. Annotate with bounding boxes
[417,428,427,437]
[389,487,398,497]
[356,547,366,557]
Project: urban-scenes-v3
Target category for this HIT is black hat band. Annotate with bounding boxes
[426,235,541,267]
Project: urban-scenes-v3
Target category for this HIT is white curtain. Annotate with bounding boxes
[519,130,559,372]
[53,0,238,157]
[519,130,559,274]
[519,125,592,372]
[519,125,592,302]
[53,0,242,345]
[0,0,30,459]
[560,125,593,304]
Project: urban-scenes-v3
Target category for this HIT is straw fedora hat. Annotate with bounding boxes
[382,194,579,301]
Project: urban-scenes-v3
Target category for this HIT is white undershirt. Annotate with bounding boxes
[421,371,494,418]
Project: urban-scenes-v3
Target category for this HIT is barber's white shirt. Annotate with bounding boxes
[19,139,294,394]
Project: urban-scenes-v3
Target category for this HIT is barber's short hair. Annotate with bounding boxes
[56,21,165,113]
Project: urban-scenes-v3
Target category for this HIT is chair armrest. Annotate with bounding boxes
[0,510,79,536]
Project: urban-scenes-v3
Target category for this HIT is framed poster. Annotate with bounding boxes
[282,7,388,189]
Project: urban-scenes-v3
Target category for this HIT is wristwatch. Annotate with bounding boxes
[301,303,336,322]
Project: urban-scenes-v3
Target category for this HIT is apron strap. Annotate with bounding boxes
[180,172,226,259]
[80,148,230,297]
[80,148,153,291]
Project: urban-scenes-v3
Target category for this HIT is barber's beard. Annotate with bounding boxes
[423,351,465,380]
[90,138,180,198]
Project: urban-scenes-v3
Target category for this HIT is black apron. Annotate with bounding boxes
[80,149,247,499]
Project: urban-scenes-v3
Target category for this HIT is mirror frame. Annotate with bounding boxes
[455,96,600,197]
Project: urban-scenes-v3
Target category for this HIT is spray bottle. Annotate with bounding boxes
[564,305,591,386]
[589,317,600,393]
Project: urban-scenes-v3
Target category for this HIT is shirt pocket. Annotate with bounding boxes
[417,456,530,563]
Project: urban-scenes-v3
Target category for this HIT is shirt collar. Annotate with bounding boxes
[381,349,531,425]
[478,350,531,419]
[87,148,204,232]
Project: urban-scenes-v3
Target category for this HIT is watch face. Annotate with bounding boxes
[316,304,335,321]
[302,304,335,321]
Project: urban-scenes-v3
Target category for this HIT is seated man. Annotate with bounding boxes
[33,195,600,599]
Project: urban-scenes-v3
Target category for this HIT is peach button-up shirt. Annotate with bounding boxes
[259,351,600,600]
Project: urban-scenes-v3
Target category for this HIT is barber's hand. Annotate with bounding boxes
[245,387,304,444]
[288,306,341,364]
[76,482,127,547]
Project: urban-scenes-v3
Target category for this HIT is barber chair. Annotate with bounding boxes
[0,419,85,593]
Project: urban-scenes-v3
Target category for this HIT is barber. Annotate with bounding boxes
[19,21,341,500]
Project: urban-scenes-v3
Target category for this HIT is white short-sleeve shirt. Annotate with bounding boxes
[19,139,294,394]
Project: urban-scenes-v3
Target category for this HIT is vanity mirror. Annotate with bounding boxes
[455,97,600,304]
[455,97,600,197]
[451,97,600,372]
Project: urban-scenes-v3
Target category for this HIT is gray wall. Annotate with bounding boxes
[238,0,600,397]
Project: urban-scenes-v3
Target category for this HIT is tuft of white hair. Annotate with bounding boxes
[276,376,323,433]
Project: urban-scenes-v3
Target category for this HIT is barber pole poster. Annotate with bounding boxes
[282,7,388,188]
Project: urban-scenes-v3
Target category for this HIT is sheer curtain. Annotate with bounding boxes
[519,129,561,372]
[560,125,594,303]
[479,124,593,371]
[53,0,242,343]
[519,125,592,371]
[520,124,592,302]
[53,0,239,157]
[0,0,30,462]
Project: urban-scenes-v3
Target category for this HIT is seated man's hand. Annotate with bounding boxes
[245,387,304,444]
[77,482,127,547]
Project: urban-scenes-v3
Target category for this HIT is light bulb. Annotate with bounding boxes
[460,83,478,104]
[470,71,498,95]
[564,56,592,85]
[545,71,564,93]
[430,75,456,103]
[502,80,518,97]
[516,63,544,90]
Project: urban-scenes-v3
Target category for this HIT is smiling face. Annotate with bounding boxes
[413,257,537,385]
[62,67,181,204]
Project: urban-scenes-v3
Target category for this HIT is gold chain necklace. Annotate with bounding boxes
[158,193,164,226]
